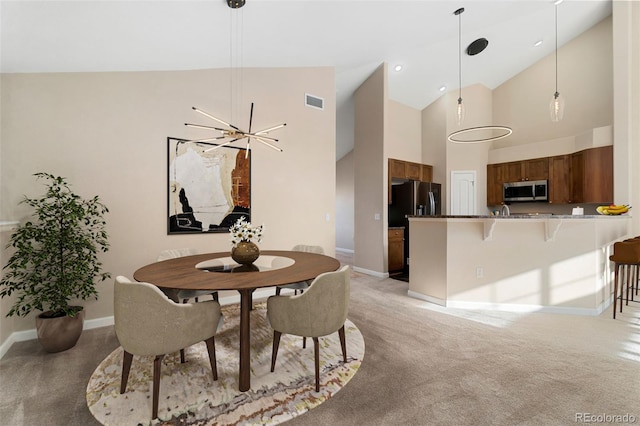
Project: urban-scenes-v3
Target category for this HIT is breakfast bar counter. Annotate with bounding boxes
[407,215,631,315]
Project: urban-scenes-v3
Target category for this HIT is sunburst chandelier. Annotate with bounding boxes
[184,103,286,157]
[182,0,286,157]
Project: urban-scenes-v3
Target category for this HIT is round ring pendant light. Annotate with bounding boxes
[447,126,513,143]
[447,8,512,144]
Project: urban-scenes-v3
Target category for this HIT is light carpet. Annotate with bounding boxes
[86,302,364,425]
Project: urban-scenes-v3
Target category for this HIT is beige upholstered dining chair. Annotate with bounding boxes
[267,265,350,392]
[157,248,219,303]
[114,276,223,420]
[274,244,325,295]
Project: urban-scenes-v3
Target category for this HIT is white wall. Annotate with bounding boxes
[336,150,354,252]
[492,16,613,148]
[385,100,421,162]
[0,67,336,345]
[354,64,386,275]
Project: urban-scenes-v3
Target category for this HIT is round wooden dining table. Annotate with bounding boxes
[133,250,341,392]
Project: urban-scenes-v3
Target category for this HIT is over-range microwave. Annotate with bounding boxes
[503,180,548,202]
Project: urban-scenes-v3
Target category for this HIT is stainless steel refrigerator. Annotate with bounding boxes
[389,180,441,224]
[388,179,442,278]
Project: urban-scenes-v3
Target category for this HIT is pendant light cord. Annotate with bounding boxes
[554,4,558,96]
[458,9,462,103]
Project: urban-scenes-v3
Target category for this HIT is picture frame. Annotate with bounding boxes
[167,137,251,234]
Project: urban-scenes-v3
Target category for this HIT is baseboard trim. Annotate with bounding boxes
[352,266,387,278]
[407,291,608,316]
[335,247,354,254]
[448,300,603,316]
[0,314,117,360]
[407,291,447,306]
[0,289,278,360]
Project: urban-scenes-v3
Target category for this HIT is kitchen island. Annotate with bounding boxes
[408,215,632,315]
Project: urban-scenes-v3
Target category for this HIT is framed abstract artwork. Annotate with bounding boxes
[167,137,251,234]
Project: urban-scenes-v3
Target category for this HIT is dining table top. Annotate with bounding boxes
[133,250,341,291]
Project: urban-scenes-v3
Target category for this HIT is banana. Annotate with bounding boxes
[604,204,631,214]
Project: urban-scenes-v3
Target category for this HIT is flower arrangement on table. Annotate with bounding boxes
[229,216,264,247]
[229,217,264,265]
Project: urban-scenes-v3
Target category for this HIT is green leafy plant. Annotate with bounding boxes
[0,173,110,318]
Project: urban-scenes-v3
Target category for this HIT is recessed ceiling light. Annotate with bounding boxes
[534,40,543,47]
[394,64,403,72]
[439,86,446,92]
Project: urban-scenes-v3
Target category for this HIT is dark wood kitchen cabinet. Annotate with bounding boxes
[502,158,549,182]
[388,228,405,272]
[570,146,613,203]
[486,163,504,206]
[388,158,434,204]
[421,164,433,182]
[548,155,571,204]
[405,162,421,180]
[389,159,407,180]
[389,158,431,181]
[487,146,612,206]
[522,158,549,181]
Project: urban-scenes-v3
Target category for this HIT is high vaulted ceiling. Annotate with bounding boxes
[1,0,612,159]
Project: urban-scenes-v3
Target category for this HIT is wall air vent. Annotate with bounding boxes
[305,93,324,110]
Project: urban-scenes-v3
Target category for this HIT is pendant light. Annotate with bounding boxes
[549,1,565,122]
[182,0,286,157]
[446,8,512,144]
[455,8,465,126]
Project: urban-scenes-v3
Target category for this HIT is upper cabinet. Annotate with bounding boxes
[548,155,571,204]
[501,158,549,182]
[571,146,613,204]
[389,158,432,181]
[521,158,549,181]
[405,162,421,181]
[388,158,434,204]
[486,164,506,206]
[421,164,433,182]
[486,146,613,206]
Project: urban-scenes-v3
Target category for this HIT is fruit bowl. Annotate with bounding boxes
[597,205,631,215]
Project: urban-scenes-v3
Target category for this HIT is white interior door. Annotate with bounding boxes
[451,171,477,215]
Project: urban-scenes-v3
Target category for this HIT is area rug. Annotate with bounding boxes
[86,302,364,425]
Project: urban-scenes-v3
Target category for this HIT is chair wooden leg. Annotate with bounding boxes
[303,337,306,348]
[613,264,620,319]
[120,350,133,394]
[313,337,320,392]
[271,331,282,372]
[213,292,219,302]
[205,336,218,381]
[626,265,632,306]
[338,325,347,363]
[275,287,282,296]
[180,349,186,364]
[152,354,164,419]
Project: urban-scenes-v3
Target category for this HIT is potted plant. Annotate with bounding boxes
[0,173,110,352]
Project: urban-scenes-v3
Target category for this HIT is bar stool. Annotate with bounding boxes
[624,237,640,299]
[609,240,640,319]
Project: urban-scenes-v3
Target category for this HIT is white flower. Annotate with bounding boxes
[229,216,264,247]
